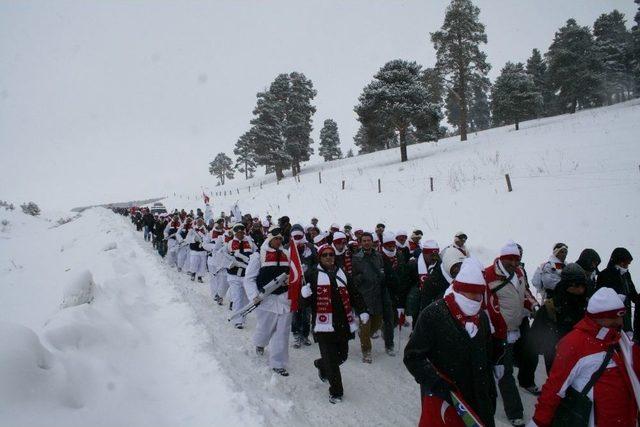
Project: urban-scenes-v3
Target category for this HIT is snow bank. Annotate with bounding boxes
[1,208,264,427]
[60,270,95,308]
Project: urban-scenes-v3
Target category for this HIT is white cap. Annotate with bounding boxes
[587,287,626,318]
[499,240,520,258]
[421,240,439,250]
[382,232,396,244]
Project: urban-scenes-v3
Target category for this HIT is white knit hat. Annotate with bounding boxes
[332,231,347,242]
[587,287,626,319]
[330,223,340,230]
[452,257,486,294]
[396,229,408,237]
[314,232,328,245]
[499,240,520,259]
[442,248,467,277]
[382,232,396,244]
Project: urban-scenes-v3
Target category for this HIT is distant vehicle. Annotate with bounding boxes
[149,202,167,214]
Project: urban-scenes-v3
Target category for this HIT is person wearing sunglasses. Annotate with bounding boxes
[300,244,368,404]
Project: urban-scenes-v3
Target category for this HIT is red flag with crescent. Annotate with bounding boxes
[288,241,304,312]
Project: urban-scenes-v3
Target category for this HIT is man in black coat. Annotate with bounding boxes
[529,263,588,372]
[596,247,635,336]
[404,258,497,427]
[301,244,368,403]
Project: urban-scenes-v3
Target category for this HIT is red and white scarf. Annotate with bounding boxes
[314,268,357,333]
[417,254,433,289]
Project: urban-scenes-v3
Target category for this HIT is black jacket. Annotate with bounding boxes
[302,265,367,342]
[404,299,496,427]
[596,247,636,333]
[352,249,385,315]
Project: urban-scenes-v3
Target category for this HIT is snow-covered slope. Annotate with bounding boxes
[0,209,263,427]
[165,100,640,269]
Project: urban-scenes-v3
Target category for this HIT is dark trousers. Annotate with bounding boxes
[292,306,311,338]
[316,337,349,397]
[381,288,395,349]
[498,343,524,420]
[514,319,538,387]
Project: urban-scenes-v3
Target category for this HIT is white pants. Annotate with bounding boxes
[177,246,190,270]
[189,251,207,276]
[253,309,293,369]
[166,242,179,268]
[227,274,248,326]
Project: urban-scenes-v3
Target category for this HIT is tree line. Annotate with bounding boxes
[209,0,640,184]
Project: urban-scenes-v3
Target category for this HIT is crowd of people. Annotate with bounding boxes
[116,204,638,427]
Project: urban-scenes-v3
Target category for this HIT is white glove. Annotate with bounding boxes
[405,315,413,328]
[493,365,505,380]
[397,308,404,317]
[359,313,370,324]
[301,285,312,298]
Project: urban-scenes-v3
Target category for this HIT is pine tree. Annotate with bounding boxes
[209,153,234,185]
[593,10,634,103]
[526,48,555,116]
[431,0,490,141]
[546,19,602,113]
[250,75,291,181]
[491,62,542,130]
[633,1,640,94]
[285,72,317,175]
[468,76,491,132]
[414,68,445,141]
[233,131,256,179]
[354,59,438,162]
[346,148,354,158]
[353,123,395,154]
[318,119,342,161]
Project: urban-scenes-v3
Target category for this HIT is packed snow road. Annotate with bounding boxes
[121,214,542,426]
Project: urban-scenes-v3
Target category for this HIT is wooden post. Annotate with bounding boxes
[248,186,250,193]
[237,188,239,194]
[318,171,322,184]
[260,181,263,189]
[297,175,300,183]
[378,178,381,193]
[505,174,513,192]
[341,180,345,190]
[430,177,434,192]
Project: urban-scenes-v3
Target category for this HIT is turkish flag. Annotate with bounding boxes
[288,241,304,312]
[203,192,210,204]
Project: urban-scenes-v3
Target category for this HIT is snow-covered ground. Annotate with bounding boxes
[2,100,639,426]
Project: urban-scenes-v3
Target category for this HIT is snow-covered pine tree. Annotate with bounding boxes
[318,119,342,161]
[593,10,634,104]
[431,0,490,141]
[414,68,445,142]
[209,153,234,185]
[285,72,316,175]
[468,76,491,132]
[250,74,292,181]
[233,131,256,179]
[526,49,555,116]
[346,148,354,158]
[354,59,437,162]
[491,62,542,130]
[546,19,602,113]
[633,1,640,94]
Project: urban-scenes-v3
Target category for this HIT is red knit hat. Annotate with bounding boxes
[452,258,486,294]
[317,244,335,257]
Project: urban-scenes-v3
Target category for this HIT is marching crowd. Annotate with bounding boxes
[116,204,638,427]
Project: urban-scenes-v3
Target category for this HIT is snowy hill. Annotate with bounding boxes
[165,99,640,268]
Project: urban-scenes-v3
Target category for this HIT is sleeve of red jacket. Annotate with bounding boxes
[532,334,582,427]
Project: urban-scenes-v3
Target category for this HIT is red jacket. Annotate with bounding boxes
[532,316,637,426]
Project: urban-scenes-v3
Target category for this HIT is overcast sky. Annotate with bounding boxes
[1,0,636,210]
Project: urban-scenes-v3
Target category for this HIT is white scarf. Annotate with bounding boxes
[452,291,481,338]
[332,243,346,256]
[617,265,629,275]
[382,247,397,258]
